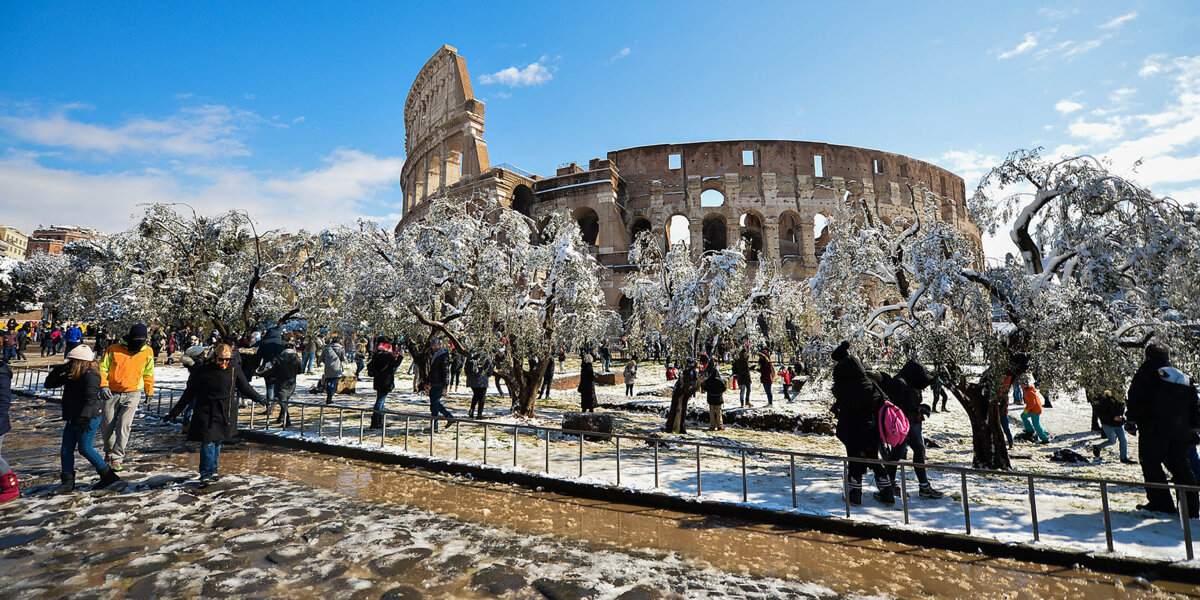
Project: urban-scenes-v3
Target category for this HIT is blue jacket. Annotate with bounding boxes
[64,326,83,343]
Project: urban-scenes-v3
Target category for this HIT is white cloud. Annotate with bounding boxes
[1067,119,1123,142]
[1061,37,1105,59]
[0,149,405,233]
[607,47,631,64]
[478,62,553,87]
[0,103,262,158]
[292,116,305,123]
[1139,53,1169,77]
[491,91,512,99]
[1098,11,1137,29]
[998,32,1039,59]
[1110,87,1137,103]
[1055,99,1083,114]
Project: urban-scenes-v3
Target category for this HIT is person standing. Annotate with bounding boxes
[881,359,944,499]
[600,340,612,373]
[757,349,776,406]
[829,341,894,506]
[465,351,493,419]
[425,339,455,431]
[700,354,727,431]
[367,337,401,429]
[355,338,369,379]
[63,324,83,355]
[623,359,638,397]
[1127,343,1200,516]
[320,333,346,404]
[44,346,121,494]
[302,334,317,375]
[15,327,28,362]
[450,351,464,394]
[270,341,302,427]
[149,328,164,361]
[931,364,949,412]
[0,355,16,503]
[1018,374,1050,444]
[98,324,154,471]
[538,355,555,400]
[732,350,752,408]
[180,344,261,485]
[255,325,284,405]
[1092,390,1134,463]
[578,353,597,413]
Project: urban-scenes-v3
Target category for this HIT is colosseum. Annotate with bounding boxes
[397,45,981,311]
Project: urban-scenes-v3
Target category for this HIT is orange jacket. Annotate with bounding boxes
[1022,385,1043,415]
[99,341,155,395]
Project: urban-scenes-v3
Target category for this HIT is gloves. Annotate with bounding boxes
[100,387,114,401]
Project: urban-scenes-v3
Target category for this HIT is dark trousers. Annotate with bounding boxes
[886,420,930,485]
[469,386,487,418]
[429,386,454,431]
[539,379,552,399]
[844,441,889,491]
[1140,438,1199,515]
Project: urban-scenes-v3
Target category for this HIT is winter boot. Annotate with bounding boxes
[873,479,895,505]
[369,414,383,430]
[95,466,121,490]
[1092,445,1102,458]
[918,484,945,499]
[51,472,75,495]
[0,471,20,503]
[846,476,863,506]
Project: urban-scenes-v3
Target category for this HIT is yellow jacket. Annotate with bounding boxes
[99,341,155,395]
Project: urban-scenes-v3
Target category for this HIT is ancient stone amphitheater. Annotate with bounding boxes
[397,45,981,311]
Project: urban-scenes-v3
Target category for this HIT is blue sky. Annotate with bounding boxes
[2,1,1198,257]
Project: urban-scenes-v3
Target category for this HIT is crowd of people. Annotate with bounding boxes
[0,322,1196,522]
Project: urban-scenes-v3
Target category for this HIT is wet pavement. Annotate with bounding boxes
[2,398,1195,599]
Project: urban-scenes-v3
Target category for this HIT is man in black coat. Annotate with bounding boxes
[1127,343,1200,516]
[174,344,262,485]
[426,339,455,432]
[368,338,401,429]
[830,341,894,506]
[538,357,556,400]
[269,342,302,427]
[881,359,944,499]
[255,326,284,404]
[732,350,752,407]
[578,354,597,413]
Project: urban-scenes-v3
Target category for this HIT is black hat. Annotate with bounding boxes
[127,323,148,339]
[831,340,850,362]
[1146,343,1170,362]
[375,335,390,345]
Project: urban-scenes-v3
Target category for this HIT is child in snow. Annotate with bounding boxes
[1019,374,1049,443]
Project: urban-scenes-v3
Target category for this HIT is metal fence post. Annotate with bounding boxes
[961,471,971,535]
[900,464,909,525]
[318,405,325,434]
[1181,488,1195,561]
[695,444,701,497]
[1028,475,1039,542]
[380,414,386,448]
[578,433,583,478]
[512,426,518,467]
[299,405,305,436]
[790,455,797,509]
[1100,482,1113,552]
[404,417,409,451]
[430,416,435,457]
[843,461,851,518]
[358,410,365,444]
[544,429,550,474]
[455,421,461,460]
[483,424,489,464]
[653,441,659,489]
[338,408,344,439]
[616,436,621,486]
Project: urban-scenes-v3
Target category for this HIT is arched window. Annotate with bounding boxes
[573,207,600,246]
[666,215,690,248]
[700,189,725,207]
[512,185,535,217]
[702,215,727,252]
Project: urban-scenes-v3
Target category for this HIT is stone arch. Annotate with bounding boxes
[572,206,600,246]
[512,184,535,217]
[778,210,803,258]
[813,211,832,259]
[666,214,690,249]
[629,216,653,249]
[702,214,728,253]
[445,137,463,187]
[700,188,725,207]
[739,211,764,262]
[425,153,441,197]
[618,294,634,327]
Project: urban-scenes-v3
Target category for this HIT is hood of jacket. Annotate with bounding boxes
[896,359,933,391]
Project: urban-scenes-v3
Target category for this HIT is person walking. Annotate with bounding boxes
[1,329,15,362]
[538,355,555,400]
[355,338,369,379]
[425,339,456,431]
[270,341,302,427]
[732,350,752,408]
[780,365,794,402]
[320,334,346,404]
[367,337,401,429]
[700,354,726,431]
[1092,390,1134,463]
[1127,343,1200,516]
[98,323,154,471]
[881,359,944,499]
[931,364,950,412]
[15,327,28,362]
[1018,374,1050,443]
[450,351,464,394]
[829,341,894,506]
[624,358,638,397]
[0,355,16,503]
[44,346,121,494]
[757,349,776,406]
[255,325,284,405]
[302,334,317,375]
[578,353,597,413]
[465,351,493,419]
[179,344,261,485]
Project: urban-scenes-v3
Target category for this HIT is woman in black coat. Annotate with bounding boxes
[44,345,121,494]
[578,354,597,413]
[177,344,261,484]
[829,341,893,506]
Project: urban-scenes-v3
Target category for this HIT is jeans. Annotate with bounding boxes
[2,348,13,361]
[302,352,314,373]
[199,441,222,479]
[604,356,611,372]
[372,389,388,425]
[61,416,107,474]
[763,382,773,406]
[0,433,10,473]
[1021,411,1048,442]
[1000,406,1013,445]
[264,378,277,403]
[356,357,365,378]
[1096,423,1129,460]
[182,398,195,426]
[886,420,930,485]
[739,383,751,405]
[428,386,454,432]
[325,377,337,402]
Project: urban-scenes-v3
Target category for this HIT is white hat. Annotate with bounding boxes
[66,345,94,361]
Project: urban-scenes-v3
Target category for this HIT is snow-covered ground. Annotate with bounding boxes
[15,360,1200,567]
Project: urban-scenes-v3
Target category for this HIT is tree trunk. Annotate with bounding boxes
[665,367,707,434]
[512,356,551,418]
[406,340,430,392]
[947,370,1012,470]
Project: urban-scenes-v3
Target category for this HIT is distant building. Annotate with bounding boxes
[25,225,95,257]
[0,226,29,260]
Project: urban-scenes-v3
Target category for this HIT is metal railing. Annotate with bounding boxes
[9,365,1199,561]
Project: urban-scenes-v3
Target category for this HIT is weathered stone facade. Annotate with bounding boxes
[397,46,981,309]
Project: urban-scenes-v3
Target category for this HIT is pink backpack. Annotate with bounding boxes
[878,400,910,447]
